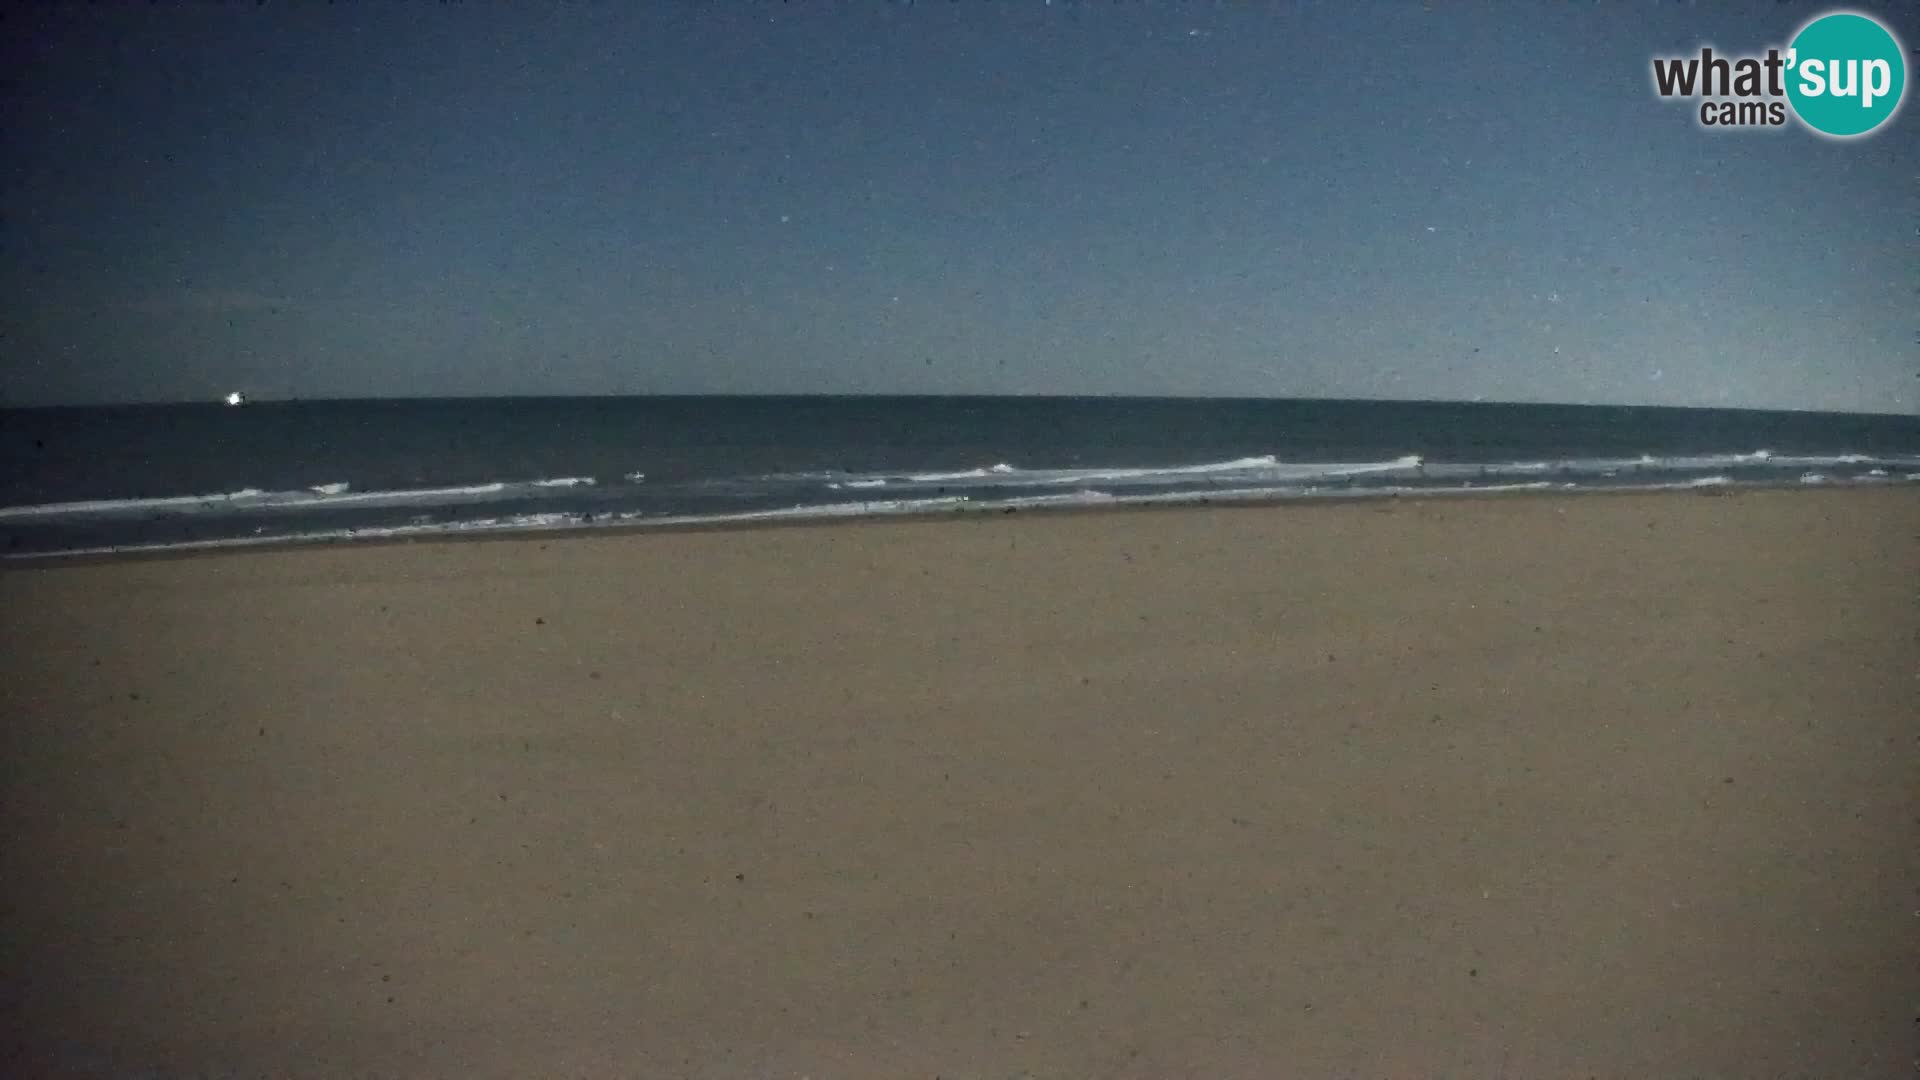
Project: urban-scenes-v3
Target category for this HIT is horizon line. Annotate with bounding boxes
[2,392,1916,421]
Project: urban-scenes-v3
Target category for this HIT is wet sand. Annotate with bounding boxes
[2,488,1916,1078]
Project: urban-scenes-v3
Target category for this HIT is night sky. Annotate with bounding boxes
[2,2,1914,411]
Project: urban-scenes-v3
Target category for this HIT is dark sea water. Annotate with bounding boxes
[4,396,1918,558]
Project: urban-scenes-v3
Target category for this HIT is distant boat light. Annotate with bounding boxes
[223,391,248,407]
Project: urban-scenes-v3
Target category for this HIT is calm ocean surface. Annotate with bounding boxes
[4,396,1918,557]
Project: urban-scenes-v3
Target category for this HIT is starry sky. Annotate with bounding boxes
[2,1,1914,411]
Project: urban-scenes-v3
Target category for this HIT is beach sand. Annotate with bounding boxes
[2,488,1916,1078]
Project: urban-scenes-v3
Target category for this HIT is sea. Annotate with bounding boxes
[4,396,1918,559]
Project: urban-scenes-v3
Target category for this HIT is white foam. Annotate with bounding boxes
[0,477,598,522]
[7,449,1914,552]
[10,464,1908,563]
[0,488,271,521]
[826,454,1428,492]
[10,450,1911,527]
[724,496,973,521]
[993,490,1120,509]
[891,463,1020,483]
[1418,451,1920,482]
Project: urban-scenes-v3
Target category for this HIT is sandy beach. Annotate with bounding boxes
[2,487,1915,1078]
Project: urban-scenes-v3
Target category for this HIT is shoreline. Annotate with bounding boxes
[5,476,1913,569]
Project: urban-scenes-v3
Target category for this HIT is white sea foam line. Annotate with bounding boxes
[890,463,1019,483]
[829,454,1429,490]
[1088,481,1563,508]
[0,483,505,520]
[0,488,269,520]
[826,462,1026,489]
[1421,451,1920,480]
[994,490,1120,507]
[16,450,1907,523]
[824,456,1294,489]
[642,496,975,525]
[7,465,1913,561]
[238,482,515,509]
[3,512,592,559]
[819,449,1920,493]
[0,478,610,521]
[1011,456,1424,487]
[0,486,1430,560]
[1,498,976,559]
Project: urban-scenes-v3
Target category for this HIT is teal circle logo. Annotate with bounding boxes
[1785,11,1907,138]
